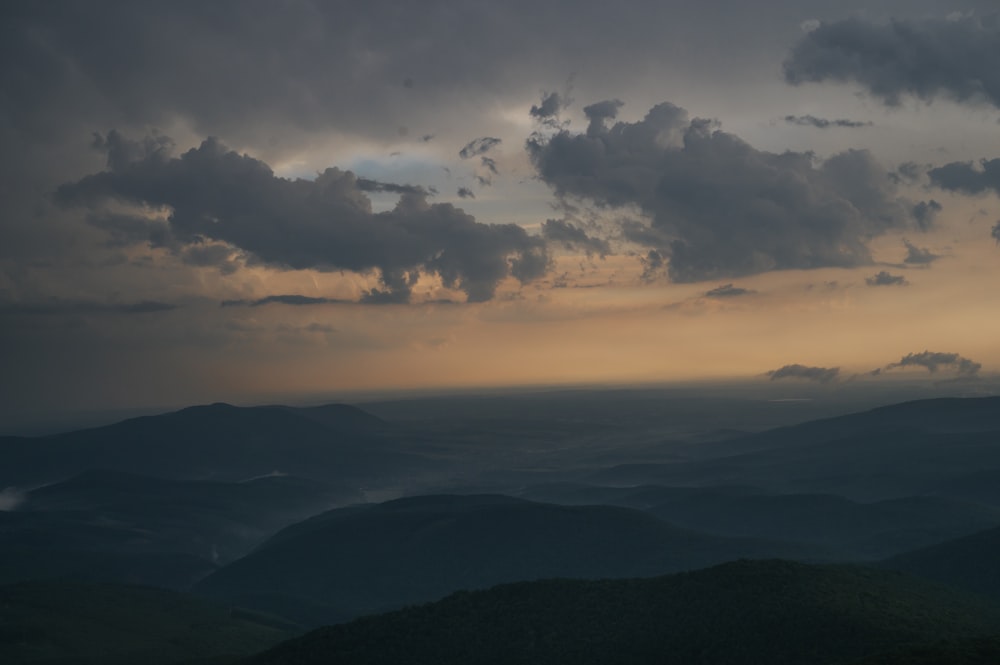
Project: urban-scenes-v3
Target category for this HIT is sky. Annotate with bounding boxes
[3,0,1000,425]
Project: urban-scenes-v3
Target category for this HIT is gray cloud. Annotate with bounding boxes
[928,159,1000,195]
[457,187,475,199]
[459,137,501,160]
[639,249,666,283]
[866,271,907,286]
[356,178,434,196]
[530,92,565,121]
[882,351,982,377]
[529,100,922,283]
[911,200,942,231]
[704,283,754,298]
[902,239,939,265]
[767,364,840,383]
[541,219,611,257]
[784,15,1000,109]
[220,295,348,308]
[56,134,549,303]
[993,221,1000,243]
[784,114,872,129]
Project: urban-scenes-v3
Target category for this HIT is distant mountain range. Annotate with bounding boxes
[0,402,428,487]
[2,394,1000,663]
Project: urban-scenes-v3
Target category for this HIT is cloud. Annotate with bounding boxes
[902,239,940,265]
[541,219,611,257]
[528,100,923,283]
[911,200,942,230]
[56,133,549,303]
[704,283,754,298]
[881,351,982,377]
[784,15,1000,109]
[784,115,872,129]
[457,187,475,199]
[866,271,907,286]
[767,364,840,383]
[530,92,564,121]
[458,137,501,159]
[993,221,1000,243]
[928,159,1000,196]
[356,178,434,196]
[220,295,348,308]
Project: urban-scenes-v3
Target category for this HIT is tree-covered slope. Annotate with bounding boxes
[0,580,296,665]
[242,560,1000,665]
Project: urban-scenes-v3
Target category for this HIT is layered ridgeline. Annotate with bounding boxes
[520,483,1000,560]
[0,403,425,487]
[241,560,1000,665]
[882,524,1000,602]
[587,396,1000,500]
[195,494,823,626]
[0,470,358,589]
[0,580,295,665]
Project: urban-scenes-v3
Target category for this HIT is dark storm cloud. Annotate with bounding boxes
[528,100,922,283]
[928,159,1000,195]
[85,212,172,249]
[639,250,666,283]
[881,351,981,377]
[582,100,625,135]
[767,364,840,383]
[911,200,942,230]
[530,92,565,121]
[784,15,1000,108]
[457,187,475,199]
[704,284,754,298]
[783,115,872,129]
[56,134,549,303]
[459,137,501,160]
[541,219,611,257]
[220,295,348,308]
[902,239,940,265]
[866,271,907,286]
[356,178,434,196]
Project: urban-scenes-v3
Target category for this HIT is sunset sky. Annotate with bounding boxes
[3,0,1000,425]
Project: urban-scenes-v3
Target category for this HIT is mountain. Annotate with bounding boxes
[847,638,1000,665]
[0,579,295,665]
[520,482,1000,559]
[882,524,1000,602]
[0,403,428,487]
[195,494,824,626]
[586,397,1000,500]
[0,470,363,589]
[241,559,1000,665]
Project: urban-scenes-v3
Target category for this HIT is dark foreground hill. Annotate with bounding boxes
[882,524,1000,602]
[241,559,1000,665]
[0,580,295,665]
[847,638,1000,665]
[195,494,822,625]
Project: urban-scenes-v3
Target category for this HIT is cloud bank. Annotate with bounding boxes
[767,364,840,383]
[56,133,549,303]
[785,15,1000,109]
[528,100,926,283]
